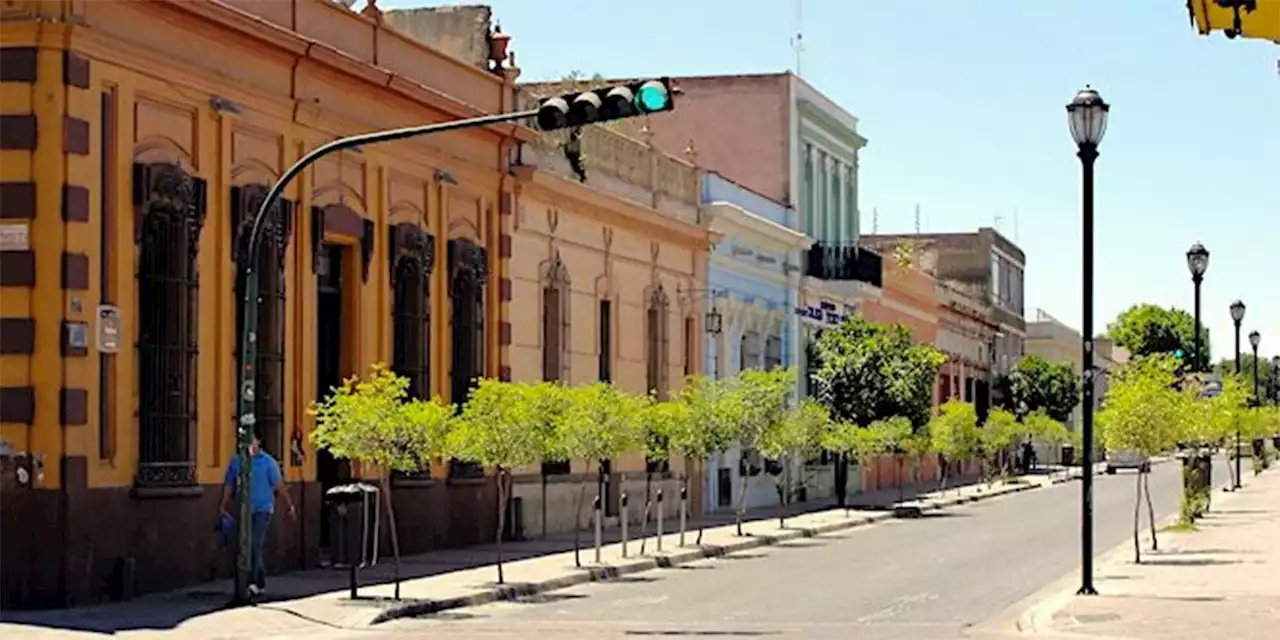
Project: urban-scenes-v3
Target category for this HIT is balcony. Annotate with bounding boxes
[805,243,883,288]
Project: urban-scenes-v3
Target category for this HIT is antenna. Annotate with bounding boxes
[914,204,921,234]
[791,0,804,76]
[994,213,1004,231]
[872,207,879,234]
[1013,207,1020,244]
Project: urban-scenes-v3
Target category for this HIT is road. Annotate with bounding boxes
[333,458,1228,640]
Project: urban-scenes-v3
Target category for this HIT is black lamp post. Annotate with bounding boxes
[1067,85,1109,597]
[1249,330,1261,402]
[1272,355,1280,405]
[1185,243,1210,372]
[1230,300,1245,490]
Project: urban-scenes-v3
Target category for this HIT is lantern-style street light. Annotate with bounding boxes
[1067,85,1109,598]
[1229,300,1245,490]
[1185,243,1209,371]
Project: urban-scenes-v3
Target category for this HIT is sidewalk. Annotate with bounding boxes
[1023,465,1280,640]
[1,470,1073,639]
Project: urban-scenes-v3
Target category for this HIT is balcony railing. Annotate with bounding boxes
[805,243,883,288]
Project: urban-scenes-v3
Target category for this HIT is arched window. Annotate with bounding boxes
[231,185,292,462]
[448,238,487,480]
[645,286,670,474]
[133,162,206,488]
[541,255,572,476]
[390,223,435,400]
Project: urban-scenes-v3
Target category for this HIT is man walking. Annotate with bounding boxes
[219,429,296,597]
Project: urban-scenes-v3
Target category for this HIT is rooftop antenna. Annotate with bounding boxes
[1013,207,1020,244]
[994,213,1005,232]
[914,203,921,234]
[791,0,804,76]
[872,207,879,234]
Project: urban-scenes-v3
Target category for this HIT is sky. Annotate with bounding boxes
[382,0,1279,366]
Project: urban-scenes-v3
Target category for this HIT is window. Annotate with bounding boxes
[597,299,612,383]
[541,255,570,476]
[740,330,761,371]
[390,223,434,481]
[133,162,206,488]
[764,334,782,371]
[645,287,670,474]
[232,185,292,462]
[991,254,1001,306]
[98,89,116,460]
[448,238,487,480]
[683,316,695,377]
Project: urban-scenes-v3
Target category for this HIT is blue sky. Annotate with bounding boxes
[383,0,1278,364]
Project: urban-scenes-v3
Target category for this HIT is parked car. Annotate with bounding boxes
[1106,450,1151,474]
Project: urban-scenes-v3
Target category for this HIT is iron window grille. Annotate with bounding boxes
[133,162,206,488]
[541,254,571,476]
[448,238,487,480]
[645,286,670,474]
[390,223,435,480]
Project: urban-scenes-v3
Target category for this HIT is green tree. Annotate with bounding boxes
[822,421,887,514]
[450,380,552,584]
[726,367,796,535]
[310,364,454,599]
[555,383,644,566]
[1214,353,1278,404]
[929,401,982,492]
[996,355,1081,423]
[981,408,1022,481]
[1097,354,1187,561]
[868,415,915,502]
[665,374,744,543]
[812,316,946,506]
[1107,303,1210,366]
[759,400,830,527]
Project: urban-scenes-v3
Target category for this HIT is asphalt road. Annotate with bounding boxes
[327,457,1228,640]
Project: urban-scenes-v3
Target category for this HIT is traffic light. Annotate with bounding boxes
[535,78,676,131]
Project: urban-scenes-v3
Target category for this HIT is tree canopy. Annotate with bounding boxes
[996,355,1080,422]
[811,315,946,428]
[1096,354,1187,455]
[1107,303,1210,365]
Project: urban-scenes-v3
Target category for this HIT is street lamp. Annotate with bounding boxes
[1067,85,1108,598]
[1230,300,1245,490]
[705,306,724,336]
[1273,355,1280,405]
[1186,243,1210,372]
[1249,330,1261,403]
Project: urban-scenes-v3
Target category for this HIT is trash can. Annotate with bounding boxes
[1060,445,1075,468]
[325,483,379,569]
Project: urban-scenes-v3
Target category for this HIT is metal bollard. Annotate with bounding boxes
[620,490,629,558]
[679,481,688,547]
[593,495,603,564]
[656,488,665,552]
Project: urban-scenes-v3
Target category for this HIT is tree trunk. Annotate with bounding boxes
[735,468,751,536]
[572,476,589,568]
[1132,471,1142,564]
[378,475,403,600]
[494,468,509,584]
[1143,469,1158,551]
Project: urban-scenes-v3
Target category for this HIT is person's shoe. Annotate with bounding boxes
[248,584,262,597]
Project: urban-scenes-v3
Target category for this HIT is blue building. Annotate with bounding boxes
[700,172,810,514]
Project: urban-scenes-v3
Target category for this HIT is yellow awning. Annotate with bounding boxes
[1186,0,1280,42]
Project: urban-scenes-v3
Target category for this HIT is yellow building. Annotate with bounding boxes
[0,0,537,607]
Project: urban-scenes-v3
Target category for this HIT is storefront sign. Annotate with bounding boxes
[795,299,858,326]
[0,224,29,251]
[97,305,121,353]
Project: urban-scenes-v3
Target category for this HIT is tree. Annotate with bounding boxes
[997,355,1080,423]
[555,383,644,566]
[450,380,551,584]
[812,316,946,506]
[759,400,830,527]
[664,374,743,543]
[1097,354,1187,562]
[726,367,796,535]
[1214,353,1278,404]
[637,395,672,552]
[1107,303,1210,365]
[981,408,1022,481]
[310,364,454,599]
[822,421,887,514]
[929,401,981,493]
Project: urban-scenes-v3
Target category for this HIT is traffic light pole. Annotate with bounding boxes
[230,108,537,606]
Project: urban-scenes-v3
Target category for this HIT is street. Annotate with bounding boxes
[310,459,1224,640]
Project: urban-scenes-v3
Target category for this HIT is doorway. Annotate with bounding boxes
[315,244,348,550]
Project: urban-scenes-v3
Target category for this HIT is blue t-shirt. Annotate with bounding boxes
[224,451,283,514]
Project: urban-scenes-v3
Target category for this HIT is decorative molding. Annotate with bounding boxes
[388,222,436,287]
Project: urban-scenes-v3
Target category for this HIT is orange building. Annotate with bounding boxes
[0,0,537,608]
[860,259,940,345]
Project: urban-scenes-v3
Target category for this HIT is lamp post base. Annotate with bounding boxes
[1076,585,1099,596]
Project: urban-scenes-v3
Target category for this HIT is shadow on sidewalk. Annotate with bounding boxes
[0,474,999,634]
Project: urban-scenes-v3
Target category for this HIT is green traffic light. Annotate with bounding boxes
[1174,349,1184,359]
[635,82,669,112]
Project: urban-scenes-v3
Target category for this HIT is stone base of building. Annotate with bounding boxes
[0,471,498,610]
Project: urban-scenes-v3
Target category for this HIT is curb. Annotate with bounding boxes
[369,480,1043,624]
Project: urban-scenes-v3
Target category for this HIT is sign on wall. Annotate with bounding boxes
[97,305,121,354]
[796,298,858,327]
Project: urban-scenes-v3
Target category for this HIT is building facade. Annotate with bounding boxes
[623,72,880,503]
[700,172,809,513]
[504,107,713,537]
[0,0,536,608]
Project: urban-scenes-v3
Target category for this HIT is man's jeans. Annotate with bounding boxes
[250,511,272,588]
